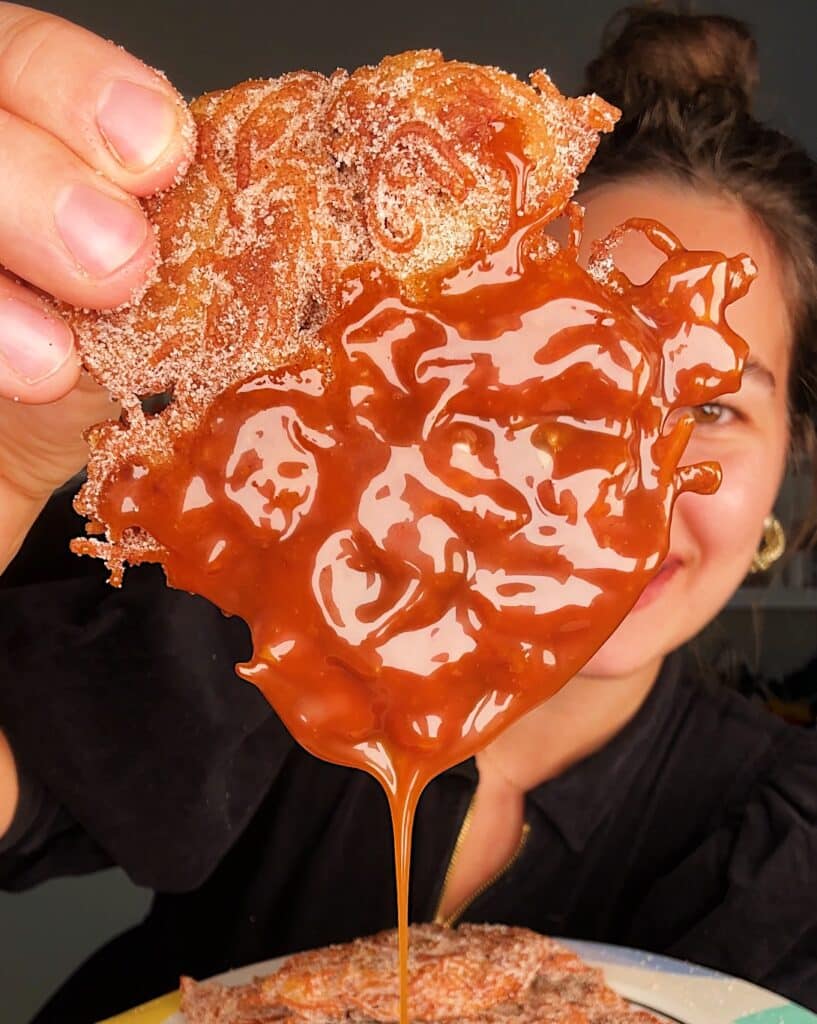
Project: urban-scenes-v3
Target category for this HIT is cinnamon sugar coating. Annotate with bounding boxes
[62,50,617,582]
[179,924,663,1023]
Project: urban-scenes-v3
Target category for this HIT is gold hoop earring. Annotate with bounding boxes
[750,515,786,574]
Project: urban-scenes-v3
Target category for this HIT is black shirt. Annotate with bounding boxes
[1,491,816,1022]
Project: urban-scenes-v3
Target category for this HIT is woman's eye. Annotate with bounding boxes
[690,402,734,425]
[662,403,739,436]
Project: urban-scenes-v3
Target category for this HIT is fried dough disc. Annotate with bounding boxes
[63,51,617,580]
[179,924,661,1023]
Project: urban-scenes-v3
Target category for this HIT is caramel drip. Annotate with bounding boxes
[99,123,752,1023]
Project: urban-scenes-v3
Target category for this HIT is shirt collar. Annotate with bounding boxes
[525,651,686,852]
[440,654,687,850]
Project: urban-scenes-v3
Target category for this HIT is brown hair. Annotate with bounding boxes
[582,5,817,490]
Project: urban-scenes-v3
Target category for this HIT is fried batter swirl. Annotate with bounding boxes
[62,50,617,579]
[180,925,662,1023]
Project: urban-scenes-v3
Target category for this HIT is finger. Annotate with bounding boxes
[0,106,156,309]
[0,4,195,196]
[0,272,79,404]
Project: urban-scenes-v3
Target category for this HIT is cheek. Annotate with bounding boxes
[581,440,786,678]
[678,457,770,567]
[678,428,787,572]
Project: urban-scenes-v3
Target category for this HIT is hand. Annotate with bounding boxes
[0,3,194,504]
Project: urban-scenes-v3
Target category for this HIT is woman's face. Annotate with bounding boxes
[577,177,792,677]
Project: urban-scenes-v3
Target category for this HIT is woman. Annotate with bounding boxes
[1,5,816,1021]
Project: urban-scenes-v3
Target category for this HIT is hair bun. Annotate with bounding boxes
[584,7,758,118]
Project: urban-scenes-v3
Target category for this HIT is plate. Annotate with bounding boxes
[102,941,817,1024]
[564,940,817,1023]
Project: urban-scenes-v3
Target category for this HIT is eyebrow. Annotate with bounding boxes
[742,359,777,392]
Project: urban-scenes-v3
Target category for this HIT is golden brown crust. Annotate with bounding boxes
[63,51,617,582]
[179,924,662,1023]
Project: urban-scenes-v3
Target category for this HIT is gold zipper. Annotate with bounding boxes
[433,800,531,928]
[433,794,477,924]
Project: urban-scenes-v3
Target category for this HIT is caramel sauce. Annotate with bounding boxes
[100,124,751,1022]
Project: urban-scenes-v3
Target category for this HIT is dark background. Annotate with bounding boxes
[2,2,816,1022]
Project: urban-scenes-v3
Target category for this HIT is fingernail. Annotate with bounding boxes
[97,80,178,170]
[55,185,147,277]
[0,298,74,384]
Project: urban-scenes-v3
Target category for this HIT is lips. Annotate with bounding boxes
[632,555,684,611]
